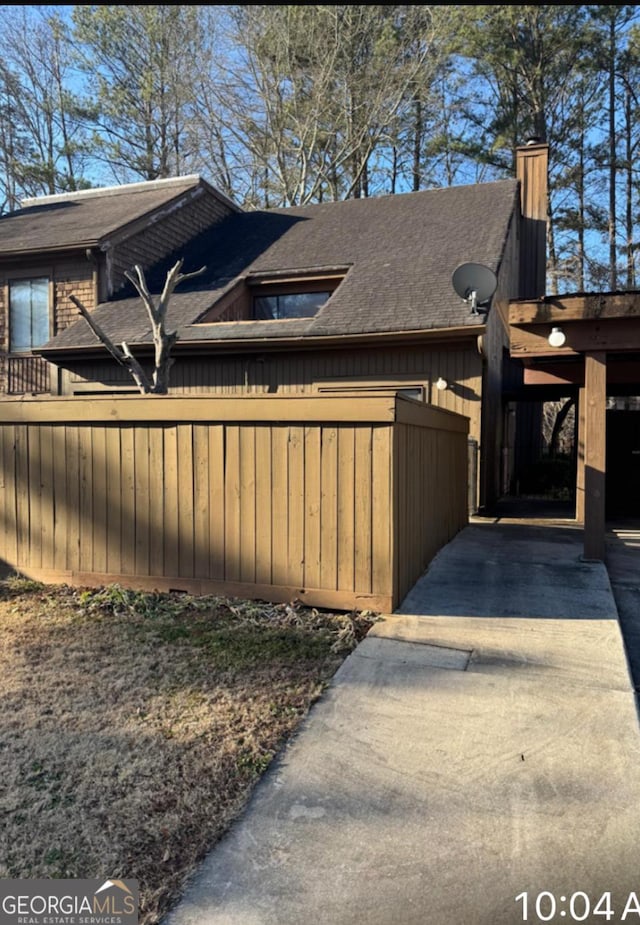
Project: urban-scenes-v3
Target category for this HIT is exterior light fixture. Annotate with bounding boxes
[435,377,448,391]
[548,326,566,348]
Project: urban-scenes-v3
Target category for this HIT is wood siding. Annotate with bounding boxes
[516,142,548,299]
[0,394,468,611]
[107,190,235,298]
[0,256,95,395]
[65,340,483,433]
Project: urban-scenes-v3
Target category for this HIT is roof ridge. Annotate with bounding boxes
[20,175,202,208]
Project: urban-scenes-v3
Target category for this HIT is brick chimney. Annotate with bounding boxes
[516,140,549,299]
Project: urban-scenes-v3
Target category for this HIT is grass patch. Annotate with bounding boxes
[0,580,377,923]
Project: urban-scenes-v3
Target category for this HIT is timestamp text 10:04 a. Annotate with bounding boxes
[515,891,640,921]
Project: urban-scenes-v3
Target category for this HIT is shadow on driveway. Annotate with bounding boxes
[606,520,640,693]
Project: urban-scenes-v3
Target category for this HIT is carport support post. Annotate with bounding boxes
[583,351,607,561]
[576,387,586,524]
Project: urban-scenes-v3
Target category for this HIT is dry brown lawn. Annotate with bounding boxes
[0,577,376,924]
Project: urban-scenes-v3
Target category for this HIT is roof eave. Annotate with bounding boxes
[0,241,101,261]
[38,323,486,360]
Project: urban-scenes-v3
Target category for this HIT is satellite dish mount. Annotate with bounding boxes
[452,263,498,316]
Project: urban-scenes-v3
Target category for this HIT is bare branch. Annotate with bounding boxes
[124,260,206,325]
[71,259,206,395]
[70,293,152,393]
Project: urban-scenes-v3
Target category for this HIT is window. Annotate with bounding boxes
[9,277,50,353]
[254,290,330,320]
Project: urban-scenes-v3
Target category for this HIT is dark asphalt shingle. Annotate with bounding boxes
[0,176,204,255]
[42,178,519,351]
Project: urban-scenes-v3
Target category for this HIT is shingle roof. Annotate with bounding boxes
[0,176,208,256]
[42,178,519,351]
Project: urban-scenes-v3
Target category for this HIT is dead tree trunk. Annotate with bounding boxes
[70,259,205,394]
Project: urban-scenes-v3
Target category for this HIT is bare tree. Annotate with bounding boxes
[0,6,91,207]
[70,5,210,182]
[214,5,447,206]
[70,259,205,394]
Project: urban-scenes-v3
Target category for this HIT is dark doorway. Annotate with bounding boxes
[606,410,640,517]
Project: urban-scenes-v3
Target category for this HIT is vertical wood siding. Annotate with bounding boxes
[0,395,467,611]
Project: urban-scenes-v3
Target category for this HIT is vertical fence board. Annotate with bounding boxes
[27,425,41,570]
[52,426,67,571]
[65,427,80,572]
[208,425,225,580]
[320,427,338,590]
[255,426,272,585]
[193,424,210,580]
[0,427,6,564]
[38,424,55,570]
[0,427,7,565]
[177,424,194,579]
[4,426,17,568]
[162,426,179,579]
[148,427,164,577]
[15,428,29,570]
[133,427,150,576]
[303,426,321,590]
[288,426,305,587]
[105,427,122,576]
[337,427,355,591]
[120,426,136,575]
[371,426,392,599]
[354,427,373,594]
[239,426,256,583]
[270,427,289,586]
[393,424,404,602]
[225,425,241,582]
[92,426,107,574]
[79,426,93,573]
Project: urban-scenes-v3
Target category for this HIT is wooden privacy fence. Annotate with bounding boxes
[0,394,468,611]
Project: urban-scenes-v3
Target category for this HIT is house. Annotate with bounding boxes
[0,174,238,395]
[0,143,550,515]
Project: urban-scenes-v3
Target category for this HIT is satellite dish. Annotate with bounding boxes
[452,262,497,315]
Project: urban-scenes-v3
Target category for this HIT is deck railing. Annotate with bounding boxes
[7,355,51,394]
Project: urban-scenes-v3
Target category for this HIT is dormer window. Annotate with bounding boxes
[249,271,345,321]
[9,276,50,352]
[254,290,330,320]
[195,267,348,325]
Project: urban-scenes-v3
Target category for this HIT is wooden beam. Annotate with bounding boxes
[583,353,606,560]
[510,291,640,324]
[524,364,584,386]
[576,387,586,524]
[523,357,640,387]
[510,318,640,357]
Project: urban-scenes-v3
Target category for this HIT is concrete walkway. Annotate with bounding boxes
[165,517,640,925]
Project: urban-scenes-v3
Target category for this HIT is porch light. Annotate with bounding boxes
[548,326,566,348]
[435,377,448,391]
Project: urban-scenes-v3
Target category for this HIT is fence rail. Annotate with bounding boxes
[0,394,468,611]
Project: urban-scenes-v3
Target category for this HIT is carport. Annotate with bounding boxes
[509,291,640,560]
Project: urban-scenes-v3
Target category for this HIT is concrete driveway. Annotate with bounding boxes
[607,521,640,693]
[165,517,640,925]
